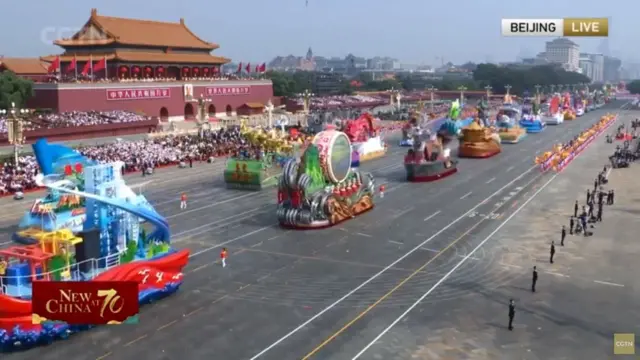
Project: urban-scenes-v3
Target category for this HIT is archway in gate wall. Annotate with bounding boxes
[159,107,169,121]
[184,103,195,120]
[208,104,216,116]
[226,104,233,116]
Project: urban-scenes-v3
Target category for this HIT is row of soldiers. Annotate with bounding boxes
[508,166,615,331]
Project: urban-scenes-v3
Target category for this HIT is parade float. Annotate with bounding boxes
[542,95,564,125]
[400,118,416,147]
[458,120,502,158]
[1,139,189,351]
[536,114,617,172]
[224,122,307,190]
[562,93,577,120]
[342,113,387,163]
[575,94,586,117]
[496,104,527,143]
[404,119,459,182]
[276,130,375,229]
[519,101,546,133]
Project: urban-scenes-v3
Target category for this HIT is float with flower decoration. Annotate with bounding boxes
[1,138,189,351]
[535,114,618,172]
[277,130,375,229]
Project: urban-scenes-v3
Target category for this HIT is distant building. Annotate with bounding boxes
[312,72,344,95]
[579,53,603,83]
[603,56,622,83]
[545,38,579,72]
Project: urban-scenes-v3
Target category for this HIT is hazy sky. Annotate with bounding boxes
[0,0,634,65]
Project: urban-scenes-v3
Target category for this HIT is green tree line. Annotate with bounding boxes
[266,64,591,98]
[0,71,34,109]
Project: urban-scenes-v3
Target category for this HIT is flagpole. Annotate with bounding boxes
[74,56,77,80]
[90,55,93,81]
[105,57,108,80]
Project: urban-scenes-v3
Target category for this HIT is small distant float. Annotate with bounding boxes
[343,113,387,162]
[562,92,577,120]
[519,102,546,133]
[496,105,527,143]
[458,121,502,158]
[224,121,306,190]
[543,94,564,125]
[277,130,375,229]
[404,119,459,182]
[1,139,189,351]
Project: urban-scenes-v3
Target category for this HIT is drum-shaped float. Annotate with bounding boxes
[312,130,353,184]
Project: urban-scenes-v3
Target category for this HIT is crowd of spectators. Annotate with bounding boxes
[0,110,150,134]
[49,74,262,84]
[0,118,407,196]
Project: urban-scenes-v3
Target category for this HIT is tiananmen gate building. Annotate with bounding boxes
[1,9,273,121]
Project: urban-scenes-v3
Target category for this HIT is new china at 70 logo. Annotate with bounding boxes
[32,281,139,325]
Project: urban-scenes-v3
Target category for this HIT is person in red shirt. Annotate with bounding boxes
[180,192,187,210]
[220,248,228,267]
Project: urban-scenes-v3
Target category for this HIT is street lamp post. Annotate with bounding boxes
[458,86,467,104]
[190,94,212,137]
[388,87,401,110]
[1,102,27,166]
[426,86,437,113]
[484,85,492,103]
[264,100,275,128]
[299,89,314,114]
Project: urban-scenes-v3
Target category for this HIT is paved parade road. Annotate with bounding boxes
[1,102,628,360]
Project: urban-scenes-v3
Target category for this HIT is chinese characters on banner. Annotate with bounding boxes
[205,86,251,96]
[32,281,139,325]
[106,88,171,101]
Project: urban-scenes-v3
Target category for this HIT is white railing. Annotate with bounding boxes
[105,253,121,269]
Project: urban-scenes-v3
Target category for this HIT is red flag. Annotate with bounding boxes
[259,63,266,72]
[93,57,106,72]
[255,64,260,73]
[65,57,77,73]
[245,63,251,73]
[47,56,60,73]
[80,59,91,76]
[236,62,242,73]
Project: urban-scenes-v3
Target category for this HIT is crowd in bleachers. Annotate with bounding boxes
[0,111,150,134]
[49,74,261,84]
[0,117,408,196]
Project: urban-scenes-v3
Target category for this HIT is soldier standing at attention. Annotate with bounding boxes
[574,201,579,217]
[561,226,566,246]
[586,189,591,204]
[569,217,574,235]
[550,241,556,264]
[531,266,538,292]
[508,299,515,331]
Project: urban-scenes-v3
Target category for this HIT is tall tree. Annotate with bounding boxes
[0,72,34,109]
[626,80,640,94]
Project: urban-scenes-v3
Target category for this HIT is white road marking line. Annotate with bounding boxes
[545,272,570,278]
[388,240,403,245]
[460,191,472,200]
[188,225,275,259]
[485,177,496,184]
[421,247,478,260]
[423,210,441,222]
[356,232,372,238]
[506,166,514,172]
[248,164,538,360]
[594,280,624,287]
[500,263,522,269]
[351,172,559,359]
